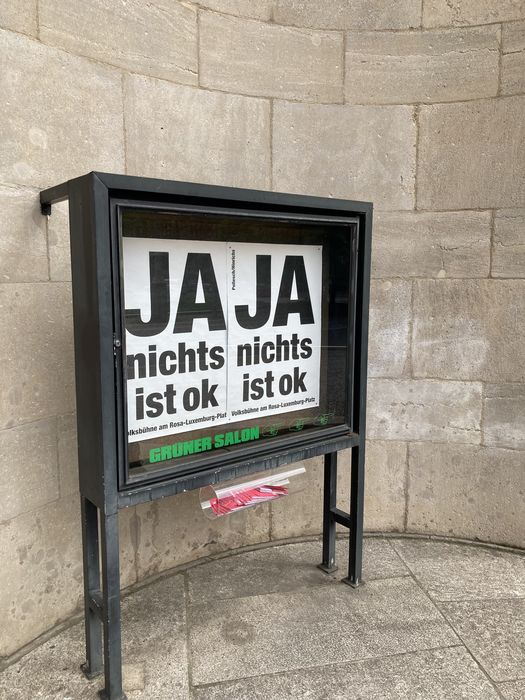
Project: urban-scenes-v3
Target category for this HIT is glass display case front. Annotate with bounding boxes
[118,205,358,484]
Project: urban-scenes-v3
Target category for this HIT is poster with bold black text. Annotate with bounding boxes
[227,242,322,424]
[123,239,322,443]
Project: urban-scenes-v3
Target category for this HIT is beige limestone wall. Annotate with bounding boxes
[0,0,524,658]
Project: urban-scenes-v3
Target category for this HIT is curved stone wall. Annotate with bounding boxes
[0,0,524,657]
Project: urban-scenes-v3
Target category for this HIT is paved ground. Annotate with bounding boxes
[1,536,524,699]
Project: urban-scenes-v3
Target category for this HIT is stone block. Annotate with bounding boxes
[364,441,407,531]
[483,383,525,450]
[0,0,37,36]
[124,74,270,189]
[0,283,75,430]
[0,419,59,523]
[0,499,138,658]
[440,599,525,682]
[39,0,197,86]
[47,199,71,282]
[345,27,498,104]
[133,488,270,580]
[0,496,83,657]
[412,280,525,382]
[502,21,525,95]
[492,209,525,278]
[423,0,525,27]
[199,12,343,102]
[0,186,48,283]
[392,538,525,600]
[372,211,491,279]
[273,101,415,210]
[367,379,482,443]
[198,0,273,21]
[368,280,411,377]
[271,455,365,539]
[273,0,422,30]
[270,456,324,539]
[57,413,79,497]
[118,506,140,590]
[0,29,124,189]
[418,96,525,210]
[272,442,406,538]
[407,442,525,548]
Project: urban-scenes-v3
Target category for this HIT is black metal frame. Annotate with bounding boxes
[40,172,372,700]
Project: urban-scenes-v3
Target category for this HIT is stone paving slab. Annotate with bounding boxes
[188,576,458,685]
[193,646,500,699]
[120,576,189,699]
[440,598,525,683]
[498,679,525,699]
[187,538,409,604]
[0,624,98,700]
[0,622,189,700]
[0,575,189,700]
[2,537,523,699]
[391,539,525,601]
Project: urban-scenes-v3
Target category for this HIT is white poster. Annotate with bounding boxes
[227,242,322,424]
[123,238,322,443]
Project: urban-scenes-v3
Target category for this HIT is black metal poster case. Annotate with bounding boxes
[119,205,357,486]
[41,173,372,508]
[40,173,372,700]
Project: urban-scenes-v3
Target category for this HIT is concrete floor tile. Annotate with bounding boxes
[440,599,525,683]
[122,574,185,652]
[187,538,409,604]
[2,539,522,700]
[193,646,499,699]
[121,575,189,699]
[391,539,525,601]
[498,679,525,699]
[188,577,458,684]
[0,576,190,700]
[0,624,102,699]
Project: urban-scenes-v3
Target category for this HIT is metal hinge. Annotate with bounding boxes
[113,335,121,356]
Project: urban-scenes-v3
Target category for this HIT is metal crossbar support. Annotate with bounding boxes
[80,497,127,700]
[331,507,352,529]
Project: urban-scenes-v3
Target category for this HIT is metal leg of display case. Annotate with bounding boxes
[99,511,126,700]
[342,441,365,588]
[318,451,338,573]
[318,442,365,587]
[80,497,103,681]
[80,497,127,700]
